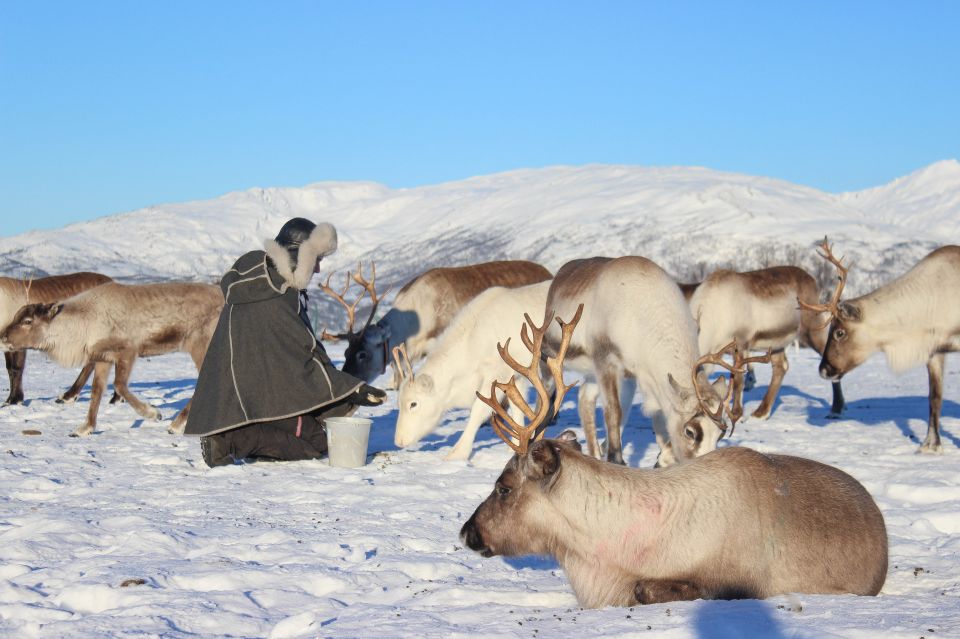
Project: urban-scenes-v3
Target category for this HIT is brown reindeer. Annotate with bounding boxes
[0,272,115,405]
[460,308,888,608]
[687,265,846,421]
[0,281,223,436]
[330,260,552,387]
[801,239,960,453]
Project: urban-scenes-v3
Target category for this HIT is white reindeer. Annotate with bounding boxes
[802,240,960,453]
[544,256,730,467]
[393,280,552,461]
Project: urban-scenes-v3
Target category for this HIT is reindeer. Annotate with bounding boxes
[392,280,553,461]
[330,260,552,388]
[0,281,223,437]
[460,308,888,608]
[543,256,733,467]
[0,272,113,405]
[687,265,846,421]
[801,239,960,453]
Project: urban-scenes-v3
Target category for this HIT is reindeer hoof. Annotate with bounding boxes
[443,449,470,462]
[70,426,93,437]
[919,443,943,454]
[749,409,771,420]
[57,395,76,404]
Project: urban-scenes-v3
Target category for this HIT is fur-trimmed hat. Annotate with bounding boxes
[264,218,338,290]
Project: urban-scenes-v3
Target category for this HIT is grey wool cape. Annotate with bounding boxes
[185,228,364,437]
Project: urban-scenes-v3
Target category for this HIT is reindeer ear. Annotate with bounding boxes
[838,301,862,322]
[416,373,434,393]
[668,373,692,402]
[524,440,561,481]
[710,375,728,397]
[41,303,64,320]
[556,429,583,453]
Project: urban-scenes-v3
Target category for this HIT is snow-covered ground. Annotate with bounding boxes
[1,343,958,638]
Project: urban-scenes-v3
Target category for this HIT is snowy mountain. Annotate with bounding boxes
[1,162,956,309]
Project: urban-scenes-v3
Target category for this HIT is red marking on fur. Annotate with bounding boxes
[296,415,302,438]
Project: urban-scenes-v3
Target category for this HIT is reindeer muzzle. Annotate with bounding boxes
[460,514,492,557]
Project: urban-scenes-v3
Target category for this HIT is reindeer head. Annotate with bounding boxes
[460,305,583,558]
[392,344,446,448]
[317,262,392,377]
[663,340,772,466]
[798,237,867,378]
[0,303,62,351]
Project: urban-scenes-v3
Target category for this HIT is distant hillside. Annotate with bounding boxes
[1,162,956,329]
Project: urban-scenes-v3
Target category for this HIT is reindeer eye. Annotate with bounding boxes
[22,318,32,326]
[409,401,419,411]
[356,352,367,361]
[496,484,511,497]
[834,328,846,340]
[683,423,701,441]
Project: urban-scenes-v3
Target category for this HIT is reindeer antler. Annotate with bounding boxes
[476,304,584,455]
[798,236,851,329]
[318,261,391,341]
[692,340,772,434]
[391,343,415,382]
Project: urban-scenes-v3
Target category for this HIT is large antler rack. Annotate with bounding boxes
[318,261,392,341]
[692,340,772,435]
[797,236,851,329]
[476,304,584,456]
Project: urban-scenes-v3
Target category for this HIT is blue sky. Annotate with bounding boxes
[1,1,957,237]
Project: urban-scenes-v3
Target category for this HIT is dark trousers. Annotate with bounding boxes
[209,400,355,463]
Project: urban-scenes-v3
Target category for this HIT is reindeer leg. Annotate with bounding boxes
[445,397,494,461]
[113,353,162,421]
[752,349,788,419]
[59,361,95,404]
[577,381,601,459]
[634,579,705,604]
[920,353,945,454]
[72,361,111,437]
[729,367,745,424]
[4,350,25,405]
[827,379,846,418]
[597,365,625,465]
[742,363,756,392]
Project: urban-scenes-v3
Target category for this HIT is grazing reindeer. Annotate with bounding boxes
[0,272,113,405]
[0,282,223,436]
[544,256,730,466]
[334,260,552,388]
[801,239,960,453]
[392,280,552,461]
[687,265,846,421]
[460,310,888,608]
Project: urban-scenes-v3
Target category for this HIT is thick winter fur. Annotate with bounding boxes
[0,282,224,436]
[0,272,112,405]
[545,257,726,466]
[819,245,960,452]
[394,280,552,461]
[461,437,888,608]
[263,222,338,291]
[687,266,845,419]
[343,260,552,387]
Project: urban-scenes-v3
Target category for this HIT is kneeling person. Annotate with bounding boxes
[185,217,385,466]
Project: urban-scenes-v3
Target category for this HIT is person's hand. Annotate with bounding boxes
[352,383,387,406]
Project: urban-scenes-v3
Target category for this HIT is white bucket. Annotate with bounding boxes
[325,416,372,468]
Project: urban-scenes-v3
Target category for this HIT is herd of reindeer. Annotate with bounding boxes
[1,236,958,608]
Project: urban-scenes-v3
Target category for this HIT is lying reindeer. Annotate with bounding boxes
[0,272,113,405]
[460,308,888,608]
[801,238,960,453]
[0,281,223,436]
[327,260,552,388]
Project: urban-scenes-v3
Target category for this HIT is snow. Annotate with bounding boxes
[1,161,959,637]
[1,344,959,638]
